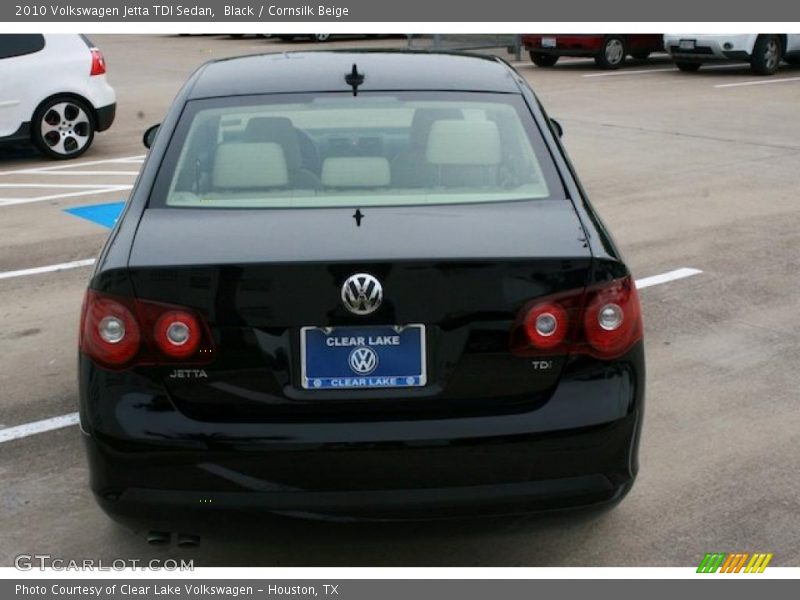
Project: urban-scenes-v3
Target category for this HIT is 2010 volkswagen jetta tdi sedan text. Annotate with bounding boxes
[79,51,645,535]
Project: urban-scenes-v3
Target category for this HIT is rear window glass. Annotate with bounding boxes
[0,34,45,60]
[153,92,563,209]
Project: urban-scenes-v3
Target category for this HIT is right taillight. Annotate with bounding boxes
[79,290,214,370]
[89,48,107,76]
[511,275,643,360]
[581,276,642,359]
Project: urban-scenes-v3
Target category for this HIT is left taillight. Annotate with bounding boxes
[79,290,214,370]
[89,48,106,76]
[80,290,140,368]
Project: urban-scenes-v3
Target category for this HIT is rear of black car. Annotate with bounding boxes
[78,52,644,529]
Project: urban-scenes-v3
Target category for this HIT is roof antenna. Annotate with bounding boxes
[345,64,364,96]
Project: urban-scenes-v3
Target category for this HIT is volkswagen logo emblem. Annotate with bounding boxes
[348,347,378,375]
[341,273,383,315]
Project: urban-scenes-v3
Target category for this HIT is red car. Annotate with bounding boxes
[522,34,665,69]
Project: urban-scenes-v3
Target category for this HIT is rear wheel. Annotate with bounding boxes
[595,36,627,69]
[32,96,95,160]
[529,52,559,67]
[313,34,331,42]
[675,61,702,72]
[750,35,782,75]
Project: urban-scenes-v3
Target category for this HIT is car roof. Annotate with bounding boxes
[187,51,522,99]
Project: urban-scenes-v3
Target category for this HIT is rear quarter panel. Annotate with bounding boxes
[22,35,101,121]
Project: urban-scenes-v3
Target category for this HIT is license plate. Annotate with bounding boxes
[541,37,557,48]
[679,39,696,50]
[300,325,426,390]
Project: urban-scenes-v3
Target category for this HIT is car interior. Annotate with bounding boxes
[165,101,551,207]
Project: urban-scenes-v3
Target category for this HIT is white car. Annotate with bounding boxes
[0,34,116,159]
[664,34,800,75]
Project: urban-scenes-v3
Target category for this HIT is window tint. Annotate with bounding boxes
[0,35,45,60]
[154,92,564,210]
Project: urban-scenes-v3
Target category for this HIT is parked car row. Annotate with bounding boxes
[3,33,799,162]
[522,34,800,75]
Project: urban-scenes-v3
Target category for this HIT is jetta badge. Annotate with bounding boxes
[341,273,382,315]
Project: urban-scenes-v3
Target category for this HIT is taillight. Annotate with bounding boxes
[511,275,643,360]
[153,311,202,359]
[582,276,642,359]
[90,48,106,76]
[79,290,214,370]
[80,290,140,368]
[523,302,570,351]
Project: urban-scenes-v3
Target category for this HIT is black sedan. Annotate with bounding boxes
[79,51,644,540]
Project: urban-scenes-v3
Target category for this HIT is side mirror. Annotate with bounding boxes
[143,124,160,149]
[550,118,563,138]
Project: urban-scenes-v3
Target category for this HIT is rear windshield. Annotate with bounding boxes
[152,92,563,209]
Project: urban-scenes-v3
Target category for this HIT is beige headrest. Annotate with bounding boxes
[321,157,391,188]
[425,120,502,166]
[212,142,289,189]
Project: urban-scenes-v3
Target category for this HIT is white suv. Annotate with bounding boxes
[664,34,800,75]
[0,34,116,159]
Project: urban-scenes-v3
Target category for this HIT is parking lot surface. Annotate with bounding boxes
[1,35,799,567]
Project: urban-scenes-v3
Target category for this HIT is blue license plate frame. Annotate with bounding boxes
[300,324,427,390]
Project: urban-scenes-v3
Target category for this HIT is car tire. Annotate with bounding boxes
[631,51,651,60]
[32,96,95,160]
[595,36,627,69]
[675,61,702,72]
[750,35,783,75]
[529,52,559,67]
[313,34,331,42]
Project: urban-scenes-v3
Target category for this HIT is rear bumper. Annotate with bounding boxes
[667,49,751,62]
[81,345,645,524]
[86,413,639,525]
[95,103,116,132]
[524,35,604,56]
[664,35,757,62]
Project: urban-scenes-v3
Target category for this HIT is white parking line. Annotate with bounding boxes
[17,170,139,177]
[0,266,703,444]
[0,258,96,280]
[0,413,80,444]
[583,67,677,78]
[715,76,800,89]
[0,183,125,189]
[0,185,132,207]
[583,64,745,78]
[0,154,145,177]
[635,267,703,289]
[0,154,142,206]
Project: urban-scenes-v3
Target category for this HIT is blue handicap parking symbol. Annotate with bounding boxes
[63,201,125,229]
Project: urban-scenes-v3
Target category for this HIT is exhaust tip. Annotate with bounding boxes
[176,533,201,548]
[146,530,171,546]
